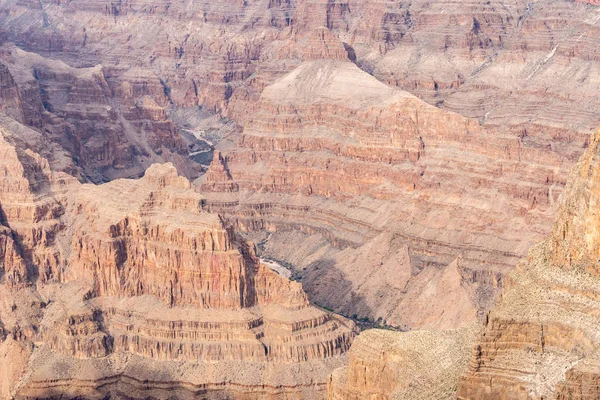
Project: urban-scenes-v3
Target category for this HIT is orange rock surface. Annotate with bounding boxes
[0,123,355,399]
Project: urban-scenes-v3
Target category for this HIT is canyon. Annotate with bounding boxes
[328,127,600,398]
[455,128,600,399]
[1,0,600,398]
[0,124,354,398]
[2,0,600,329]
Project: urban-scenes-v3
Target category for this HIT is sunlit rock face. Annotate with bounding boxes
[0,125,355,399]
[457,129,600,399]
[327,325,478,400]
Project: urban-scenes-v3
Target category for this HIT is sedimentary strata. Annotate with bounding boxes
[1,0,600,327]
[0,125,354,399]
[202,58,567,329]
[458,128,600,399]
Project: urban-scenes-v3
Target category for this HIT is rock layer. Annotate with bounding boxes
[202,58,567,329]
[0,124,355,399]
[458,128,600,399]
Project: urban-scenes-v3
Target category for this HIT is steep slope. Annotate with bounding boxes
[0,121,355,399]
[202,58,567,329]
[458,128,600,399]
[0,44,200,182]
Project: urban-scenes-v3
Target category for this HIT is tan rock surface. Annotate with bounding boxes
[458,129,600,399]
[328,324,478,399]
[0,125,355,399]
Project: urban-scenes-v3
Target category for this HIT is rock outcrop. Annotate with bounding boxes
[0,45,199,182]
[1,0,600,329]
[201,58,566,329]
[0,123,355,399]
[458,128,600,399]
[328,325,478,399]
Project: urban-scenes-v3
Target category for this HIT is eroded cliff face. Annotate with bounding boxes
[201,57,568,330]
[1,0,600,330]
[0,44,200,182]
[0,124,355,399]
[457,128,600,399]
[1,0,598,176]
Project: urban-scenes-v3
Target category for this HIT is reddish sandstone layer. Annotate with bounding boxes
[0,124,355,399]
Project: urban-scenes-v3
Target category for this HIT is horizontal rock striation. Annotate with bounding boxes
[0,129,355,399]
[458,129,600,399]
[0,0,599,332]
[2,0,597,181]
[202,59,569,329]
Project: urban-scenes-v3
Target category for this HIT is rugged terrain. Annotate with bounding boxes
[324,130,600,399]
[456,128,600,399]
[0,122,355,399]
[2,0,600,398]
[327,324,478,399]
[1,0,600,328]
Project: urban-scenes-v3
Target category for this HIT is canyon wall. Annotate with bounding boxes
[1,0,600,328]
[457,128,600,399]
[327,325,477,399]
[202,57,567,329]
[324,111,600,400]
[0,121,355,399]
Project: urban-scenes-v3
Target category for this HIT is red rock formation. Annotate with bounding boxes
[0,1,599,331]
[0,126,355,399]
[202,58,566,329]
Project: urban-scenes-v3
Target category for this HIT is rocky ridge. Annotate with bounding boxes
[2,0,600,327]
[0,122,355,399]
[327,325,478,400]
[202,57,566,329]
[323,122,600,400]
[457,128,600,399]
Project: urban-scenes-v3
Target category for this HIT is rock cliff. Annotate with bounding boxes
[457,128,600,398]
[2,0,600,329]
[202,58,566,329]
[0,123,355,399]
